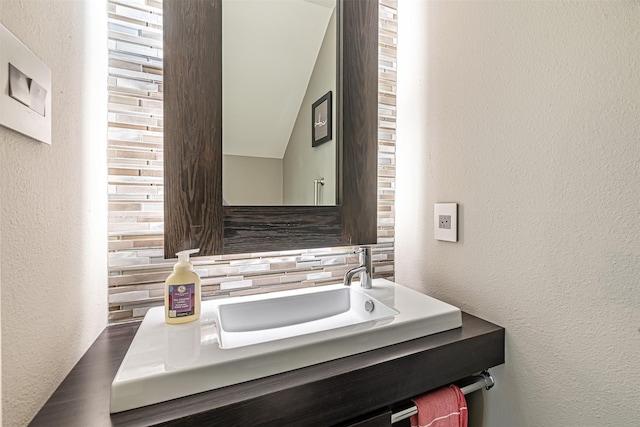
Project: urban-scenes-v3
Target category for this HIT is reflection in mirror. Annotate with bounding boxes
[222,0,338,206]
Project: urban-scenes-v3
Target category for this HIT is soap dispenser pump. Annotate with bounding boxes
[164,249,201,324]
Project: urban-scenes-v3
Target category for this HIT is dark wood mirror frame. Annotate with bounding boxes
[164,0,378,257]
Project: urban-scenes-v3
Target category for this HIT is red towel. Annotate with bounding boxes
[409,385,468,427]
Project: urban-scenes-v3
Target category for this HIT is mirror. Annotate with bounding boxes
[222,0,338,206]
[164,0,378,256]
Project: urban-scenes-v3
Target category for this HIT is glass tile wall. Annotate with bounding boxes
[107,0,397,323]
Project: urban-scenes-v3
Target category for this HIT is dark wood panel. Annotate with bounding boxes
[163,0,379,256]
[224,206,344,253]
[334,409,392,427]
[31,313,504,426]
[164,0,223,258]
[342,0,379,245]
[29,322,141,427]
[335,409,392,427]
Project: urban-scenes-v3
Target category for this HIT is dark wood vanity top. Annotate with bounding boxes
[30,313,504,426]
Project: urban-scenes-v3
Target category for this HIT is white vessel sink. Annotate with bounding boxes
[110,279,462,413]
[216,285,398,348]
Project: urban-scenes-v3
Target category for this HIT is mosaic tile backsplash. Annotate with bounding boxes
[107,0,397,323]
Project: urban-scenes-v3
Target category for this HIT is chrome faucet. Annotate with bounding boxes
[343,246,373,289]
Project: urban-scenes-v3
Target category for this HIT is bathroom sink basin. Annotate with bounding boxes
[216,286,398,348]
[111,279,462,413]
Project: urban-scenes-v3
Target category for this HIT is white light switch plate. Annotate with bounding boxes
[434,203,457,242]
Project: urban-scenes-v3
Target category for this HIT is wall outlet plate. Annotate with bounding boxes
[434,203,457,242]
[0,24,52,144]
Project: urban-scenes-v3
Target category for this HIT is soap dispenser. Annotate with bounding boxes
[165,249,201,324]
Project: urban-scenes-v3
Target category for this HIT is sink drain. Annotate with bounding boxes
[364,300,375,312]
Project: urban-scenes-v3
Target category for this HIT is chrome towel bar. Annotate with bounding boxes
[390,370,495,424]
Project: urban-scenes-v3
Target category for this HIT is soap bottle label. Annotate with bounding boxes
[168,283,195,318]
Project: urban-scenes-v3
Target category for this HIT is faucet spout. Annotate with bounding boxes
[344,266,367,286]
[343,246,373,289]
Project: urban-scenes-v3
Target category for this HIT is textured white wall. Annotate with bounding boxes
[396,1,640,426]
[223,154,284,205]
[0,1,108,425]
